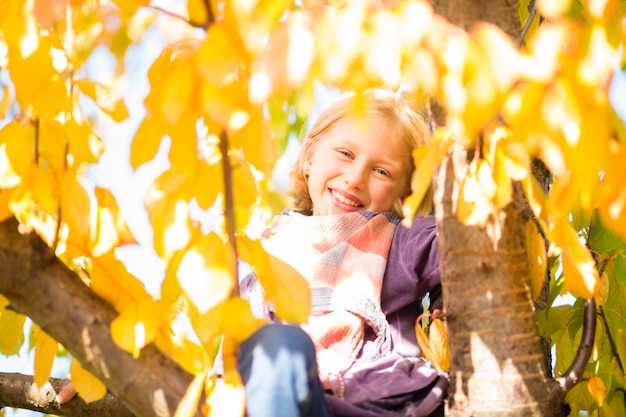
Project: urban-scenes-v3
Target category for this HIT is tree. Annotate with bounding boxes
[1,0,625,416]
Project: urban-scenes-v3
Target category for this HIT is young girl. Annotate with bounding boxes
[238,88,448,417]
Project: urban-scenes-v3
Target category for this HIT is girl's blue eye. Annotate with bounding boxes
[375,168,390,177]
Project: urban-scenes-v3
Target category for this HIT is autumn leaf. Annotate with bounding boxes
[237,235,310,324]
[0,121,32,189]
[587,375,606,407]
[90,187,137,256]
[111,300,161,358]
[75,79,130,122]
[0,295,26,355]
[222,297,266,344]
[526,219,547,301]
[70,358,107,403]
[176,232,236,314]
[415,317,450,373]
[60,171,91,236]
[403,131,450,224]
[33,325,58,388]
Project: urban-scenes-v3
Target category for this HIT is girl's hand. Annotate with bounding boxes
[56,377,77,404]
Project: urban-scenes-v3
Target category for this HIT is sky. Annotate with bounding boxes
[2,8,626,417]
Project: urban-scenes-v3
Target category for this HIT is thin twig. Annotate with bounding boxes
[219,131,240,297]
[519,0,537,47]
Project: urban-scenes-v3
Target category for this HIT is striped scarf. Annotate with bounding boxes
[261,210,399,382]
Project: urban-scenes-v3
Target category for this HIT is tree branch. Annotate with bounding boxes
[0,373,133,417]
[0,217,203,417]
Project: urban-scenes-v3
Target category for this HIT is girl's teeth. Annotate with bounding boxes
[332,190,360,207]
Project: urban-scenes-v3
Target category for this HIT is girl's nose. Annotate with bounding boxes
[344,165,367,189]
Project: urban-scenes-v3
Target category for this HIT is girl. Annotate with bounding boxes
[239,88,448,417]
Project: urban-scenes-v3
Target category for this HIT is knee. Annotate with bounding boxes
[246,324,314,356]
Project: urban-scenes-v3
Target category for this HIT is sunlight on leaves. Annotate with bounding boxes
[177,232,236,314]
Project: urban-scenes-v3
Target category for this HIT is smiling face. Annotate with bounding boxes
[303,116,412,216]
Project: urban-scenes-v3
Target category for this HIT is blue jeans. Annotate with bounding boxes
[237,323,333,417]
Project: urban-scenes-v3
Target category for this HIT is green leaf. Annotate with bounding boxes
[589,211,626,256]
[604,275,626,375]
[537,304,576,338]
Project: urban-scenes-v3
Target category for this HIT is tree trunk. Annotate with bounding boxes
[428,1,563,415]
[0,217,202,417]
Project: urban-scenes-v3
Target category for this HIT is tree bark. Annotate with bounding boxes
[428,1,565,415]
[0,373,134,417]
[0,217,202,417]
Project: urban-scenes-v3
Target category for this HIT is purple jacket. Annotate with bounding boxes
[325,215,448,417]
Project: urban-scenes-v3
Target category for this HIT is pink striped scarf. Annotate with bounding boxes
[261,210,398,383]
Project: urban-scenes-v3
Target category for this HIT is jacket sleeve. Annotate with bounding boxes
[381,216,440,314]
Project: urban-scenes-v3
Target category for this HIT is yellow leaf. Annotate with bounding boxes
[429,318,450,372]
[175,370,208,417]
[74,79,129,122]
[60,171,91,236]
[206,368,245,417]
[194,160,223,211]
[457,159,494,226]
[588,375,606,407]
[177,232,236,314]
[0,121,32,189]
[111,300,160,358]
[90,251,152,313]
[237,235,310,324]
[161,54,196,126]
[0,85,11,119]
[403,132,450,223]
[415,318,443,373]
[555,221,600,299]
[33,325,58,388]
[526,219,547,301]
[0,294,26,355]
[197,24,243,85]
[145,171,194,261]
[65,113,105,165]
[171,337,211,375]
[222,297,266,344]
[129,117,165,170]
[599,140,626,242]
[200,81,250,131]
[188,0,210,26]
[90,187,137,256]
[229,105,279,176]
[8,35,69,119]
[1,0,39,58]
[70,358,107,404]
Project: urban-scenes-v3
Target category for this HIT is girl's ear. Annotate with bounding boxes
[302,138,316,171]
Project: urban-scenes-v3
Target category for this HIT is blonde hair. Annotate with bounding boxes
[288,89,433,218]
